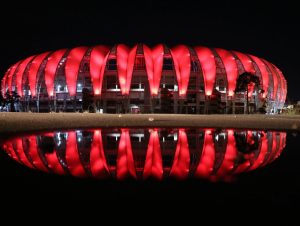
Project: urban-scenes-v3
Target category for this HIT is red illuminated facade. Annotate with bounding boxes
[1,44,287,114]
[1,128,286,181]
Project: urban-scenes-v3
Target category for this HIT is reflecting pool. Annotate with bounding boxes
[1,128,286,181]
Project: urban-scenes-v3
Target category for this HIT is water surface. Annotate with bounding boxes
[1,128,286,181]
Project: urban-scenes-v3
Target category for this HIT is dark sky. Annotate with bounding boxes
[0,0,299,100]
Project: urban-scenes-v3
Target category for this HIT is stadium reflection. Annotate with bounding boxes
[1,128,286,181]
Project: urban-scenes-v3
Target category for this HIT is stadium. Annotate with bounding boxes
[1,44,287,114]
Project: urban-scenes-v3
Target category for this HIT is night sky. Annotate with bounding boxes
[0,0,299,100]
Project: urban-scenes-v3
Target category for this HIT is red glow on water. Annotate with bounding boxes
[1,129,286,181]
[116,129,137,179]
[143,129,163,180]
[195,130,215,178]
[90,130,110,178]
[66,132,86,177]
[170,129,190,179]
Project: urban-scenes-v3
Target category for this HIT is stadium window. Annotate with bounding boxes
[107,59,117,70]
[106,76,118,90]
[134,57,145,70]
[131,83,140,89]
[163,58,173,70]
[218,79,225,91]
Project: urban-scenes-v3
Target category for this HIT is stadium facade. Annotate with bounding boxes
[1,44,287,114]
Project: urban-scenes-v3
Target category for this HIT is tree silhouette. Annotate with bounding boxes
[5,90,20,112]
[0,92,4,110]
[82,88,94,112]
[235,72,262,114]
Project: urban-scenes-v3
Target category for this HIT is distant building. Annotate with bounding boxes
[1,44,287,114]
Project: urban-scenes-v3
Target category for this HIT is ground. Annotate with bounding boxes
[0,113,300,136]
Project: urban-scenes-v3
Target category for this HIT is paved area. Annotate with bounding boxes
[0,113,300,136]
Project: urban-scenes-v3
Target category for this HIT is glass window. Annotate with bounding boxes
[163,58,173,70]
[107,59,117,70]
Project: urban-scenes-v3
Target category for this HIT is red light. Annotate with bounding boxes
[262,59,279,102]
[45,49,67,97]
[66,132,86,177]
[28,52,51,97]
[143,44,164,96]
[15,55,35,97]
[143,129,163,180]
[170,129,190,179]
[170,45,191,97]
[6,63,19,93]
[194,46,216,96]
[116,129,137,179]
[90,45,110,96]
[65,47,88,96]
[116,44,138,95]
[215,49,238,97]
[90,130,110,178]
[195,129,215,178]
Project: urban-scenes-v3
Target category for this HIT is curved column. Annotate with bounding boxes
[44,152,66,175]
[143,129,163,180]
[2,141,20,163]
[27,136,49,172]
[215,49,238,96]
[65,131,86,177]
[248,55,270,98]
[116,44,138,95]
[233,131,254,174]
[233,51,256,74]
[143,44,164,96]
[116,129,136,179]
[170,129,190,179]
[44,49,67,97]
[272,64,287,107]
[14,138,35,169]
[262,59,279,103]
[170,45,191,97]
[90,130,110,178]
[267,132,279,164]
[65,47,88,96]
[247,131,269,171]
[195,130,215,178]
[214,130,237,179]
[233,51,259,98]
[275,132,286,159]
[28,52,51,97]
[1,70,9,97]
[6,62,20,93]
[14,55,35,97]
[89,45,110,95]
[268,62,282,109]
